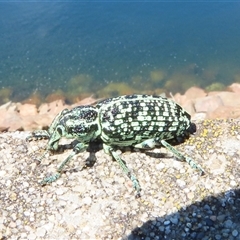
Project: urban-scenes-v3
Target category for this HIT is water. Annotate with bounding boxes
[0,2,240,103]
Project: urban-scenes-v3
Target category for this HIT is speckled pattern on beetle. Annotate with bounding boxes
[27,94,204,197]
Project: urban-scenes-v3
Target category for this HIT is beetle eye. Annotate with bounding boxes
[56,126,63,135]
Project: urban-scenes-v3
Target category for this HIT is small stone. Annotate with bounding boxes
[197,223,203,228]
[67,223,75,233]
[187,192,194,200]
[181,232,187,238]
[149,232,155,237]
[210,215,217,221]
[48,215,55,222]
[215,234,221,240]
[192,212,197,217]
[221,228,231,234]
[0,170,6,177]
[36,227,46,237]
[24,211,31,217]
[55,188,64,195]
[156,162,165,170]
[224,219,233,228]
[21,232,28,239]
[82,196,92,205]
[22,181,29,188]
[158,226,164,232]
[176,179,186,188]
[232,230,238,237]
[9,192,17,201]
[196,232,205,239]
[186,222,192,228]
[28,233,36,240]
[164,220,170,226]
[217,214,226,222]
[170,216,179,225]
[140,212,148,222]
[190,232,197,239]
[222,232,229,238]
[8,221,16,228]
[165,226,171,235]
[230,180,237,187]
[203,204,210,210]
[205,218,214,227]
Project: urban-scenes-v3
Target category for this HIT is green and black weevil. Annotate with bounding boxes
[27,94,204,197]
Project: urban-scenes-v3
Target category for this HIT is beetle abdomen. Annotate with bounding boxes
[98,95,192,145]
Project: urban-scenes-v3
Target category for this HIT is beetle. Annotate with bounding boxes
[27,94,204,197]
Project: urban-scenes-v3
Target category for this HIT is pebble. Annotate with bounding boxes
[217,214,226,222]
[36,227,46,237]
[0,170,6,177]
[170,216,179,225]
[22,181,29,188]
[158,226,165,232]
[8,221,16,228]
[190,232,197,238]
[230,180,237,187]
[187,192,194,200]
[232,230,238,237]
[55,188,64,195]
[210,215,217,221]
[28,233,36,240]
[215,234,222,240]
[82,196,92,205]
[156,162,165,170]
[176,179,186,187]
[163,220,170,226]
[224,219,233,228]
[205,218,214,227]
[222,232,229,238]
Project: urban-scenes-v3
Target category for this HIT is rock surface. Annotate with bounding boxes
[0,119,240,239]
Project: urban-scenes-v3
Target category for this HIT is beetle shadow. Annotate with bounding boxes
[58,138,180,167]
[57,134,191,173]
[85,139,104,167]
[125,188,240,240]
[65,139,104,170]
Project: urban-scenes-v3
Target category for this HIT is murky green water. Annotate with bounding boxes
[0,2,240,104]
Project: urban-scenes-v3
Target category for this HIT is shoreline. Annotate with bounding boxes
[0,83,240,132]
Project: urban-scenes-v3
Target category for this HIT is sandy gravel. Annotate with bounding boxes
[0,119,240,240]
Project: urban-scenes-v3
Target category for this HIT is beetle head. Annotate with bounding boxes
[47,106,100,151]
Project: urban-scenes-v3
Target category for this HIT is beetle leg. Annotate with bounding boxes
[40,142,88,185]
[103,143,141,198]
[134,138,204,174]
[160,140,204,174]
[26,130,50,141]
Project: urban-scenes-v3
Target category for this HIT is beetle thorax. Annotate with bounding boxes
[56,106,101,142]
